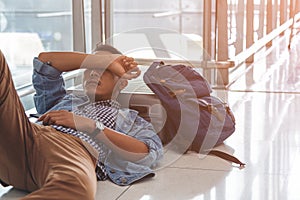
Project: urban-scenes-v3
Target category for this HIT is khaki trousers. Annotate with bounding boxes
[0,50,97,200]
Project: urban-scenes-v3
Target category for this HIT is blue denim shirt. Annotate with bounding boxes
[32,58,163,186]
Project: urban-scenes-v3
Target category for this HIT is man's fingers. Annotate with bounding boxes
[122,57,138,71]
[122,56,134,62]
[121,68,141,80]
[40,114,50,125]
[108,55,140,79]
[38,110,70,125]
[127,62,138,70]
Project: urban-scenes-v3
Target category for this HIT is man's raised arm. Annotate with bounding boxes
[38,51,119,72]
[38,51,140,79]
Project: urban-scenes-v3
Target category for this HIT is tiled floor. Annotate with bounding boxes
[1,34,300,200]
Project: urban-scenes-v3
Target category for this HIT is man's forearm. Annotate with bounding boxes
[38,52,87,72]
[80,117,149,161]
[38,52,120,72]
[95,127,149,162]
[41,112,150,162]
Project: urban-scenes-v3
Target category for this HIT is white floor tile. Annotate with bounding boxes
[117,167,288,200]
[95,181,129,200]
[0,187,28,199]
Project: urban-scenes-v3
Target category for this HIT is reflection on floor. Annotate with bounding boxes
[1,34,300,200]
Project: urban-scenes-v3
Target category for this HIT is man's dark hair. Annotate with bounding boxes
[94,43,122,54]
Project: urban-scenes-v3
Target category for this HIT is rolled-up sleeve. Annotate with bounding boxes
[105,115,164,185]
[32,58,66,114]
[132,119,164,167]
[114,111,164,168]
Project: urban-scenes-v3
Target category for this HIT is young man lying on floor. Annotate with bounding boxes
[0,44,163,200]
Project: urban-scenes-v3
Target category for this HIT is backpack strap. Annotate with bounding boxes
[204,150,246,167]
[149,61,165,71]
[0,179,9,187]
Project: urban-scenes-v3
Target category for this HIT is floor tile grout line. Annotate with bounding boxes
[115,185,132,200]
[228,90,300,94]
[165,166,236,172]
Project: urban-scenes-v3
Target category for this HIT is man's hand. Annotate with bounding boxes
[38,110,150,161]
[38,110,95,133]
[108,55,141,80]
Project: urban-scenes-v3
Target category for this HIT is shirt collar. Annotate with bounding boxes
[88,99,121,110]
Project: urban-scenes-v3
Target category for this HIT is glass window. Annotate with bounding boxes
[0,0,73,110]
[111,0,205,61]
[84,0,92,52]
[0,0,73,88]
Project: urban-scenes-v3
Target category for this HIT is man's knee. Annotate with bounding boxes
[0,49,10,83]
[0,50,6,67]
[24,172,97,200]
[70,172,97,200]
[44,171,97,200]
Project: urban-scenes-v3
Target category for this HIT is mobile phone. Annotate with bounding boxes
[29,113,42,118]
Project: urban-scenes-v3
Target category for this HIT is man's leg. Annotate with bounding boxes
[0,50,98,199]
[0,50,36,190]
[21,125,97,200]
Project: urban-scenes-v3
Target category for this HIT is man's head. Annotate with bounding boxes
[83,44,128,102]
